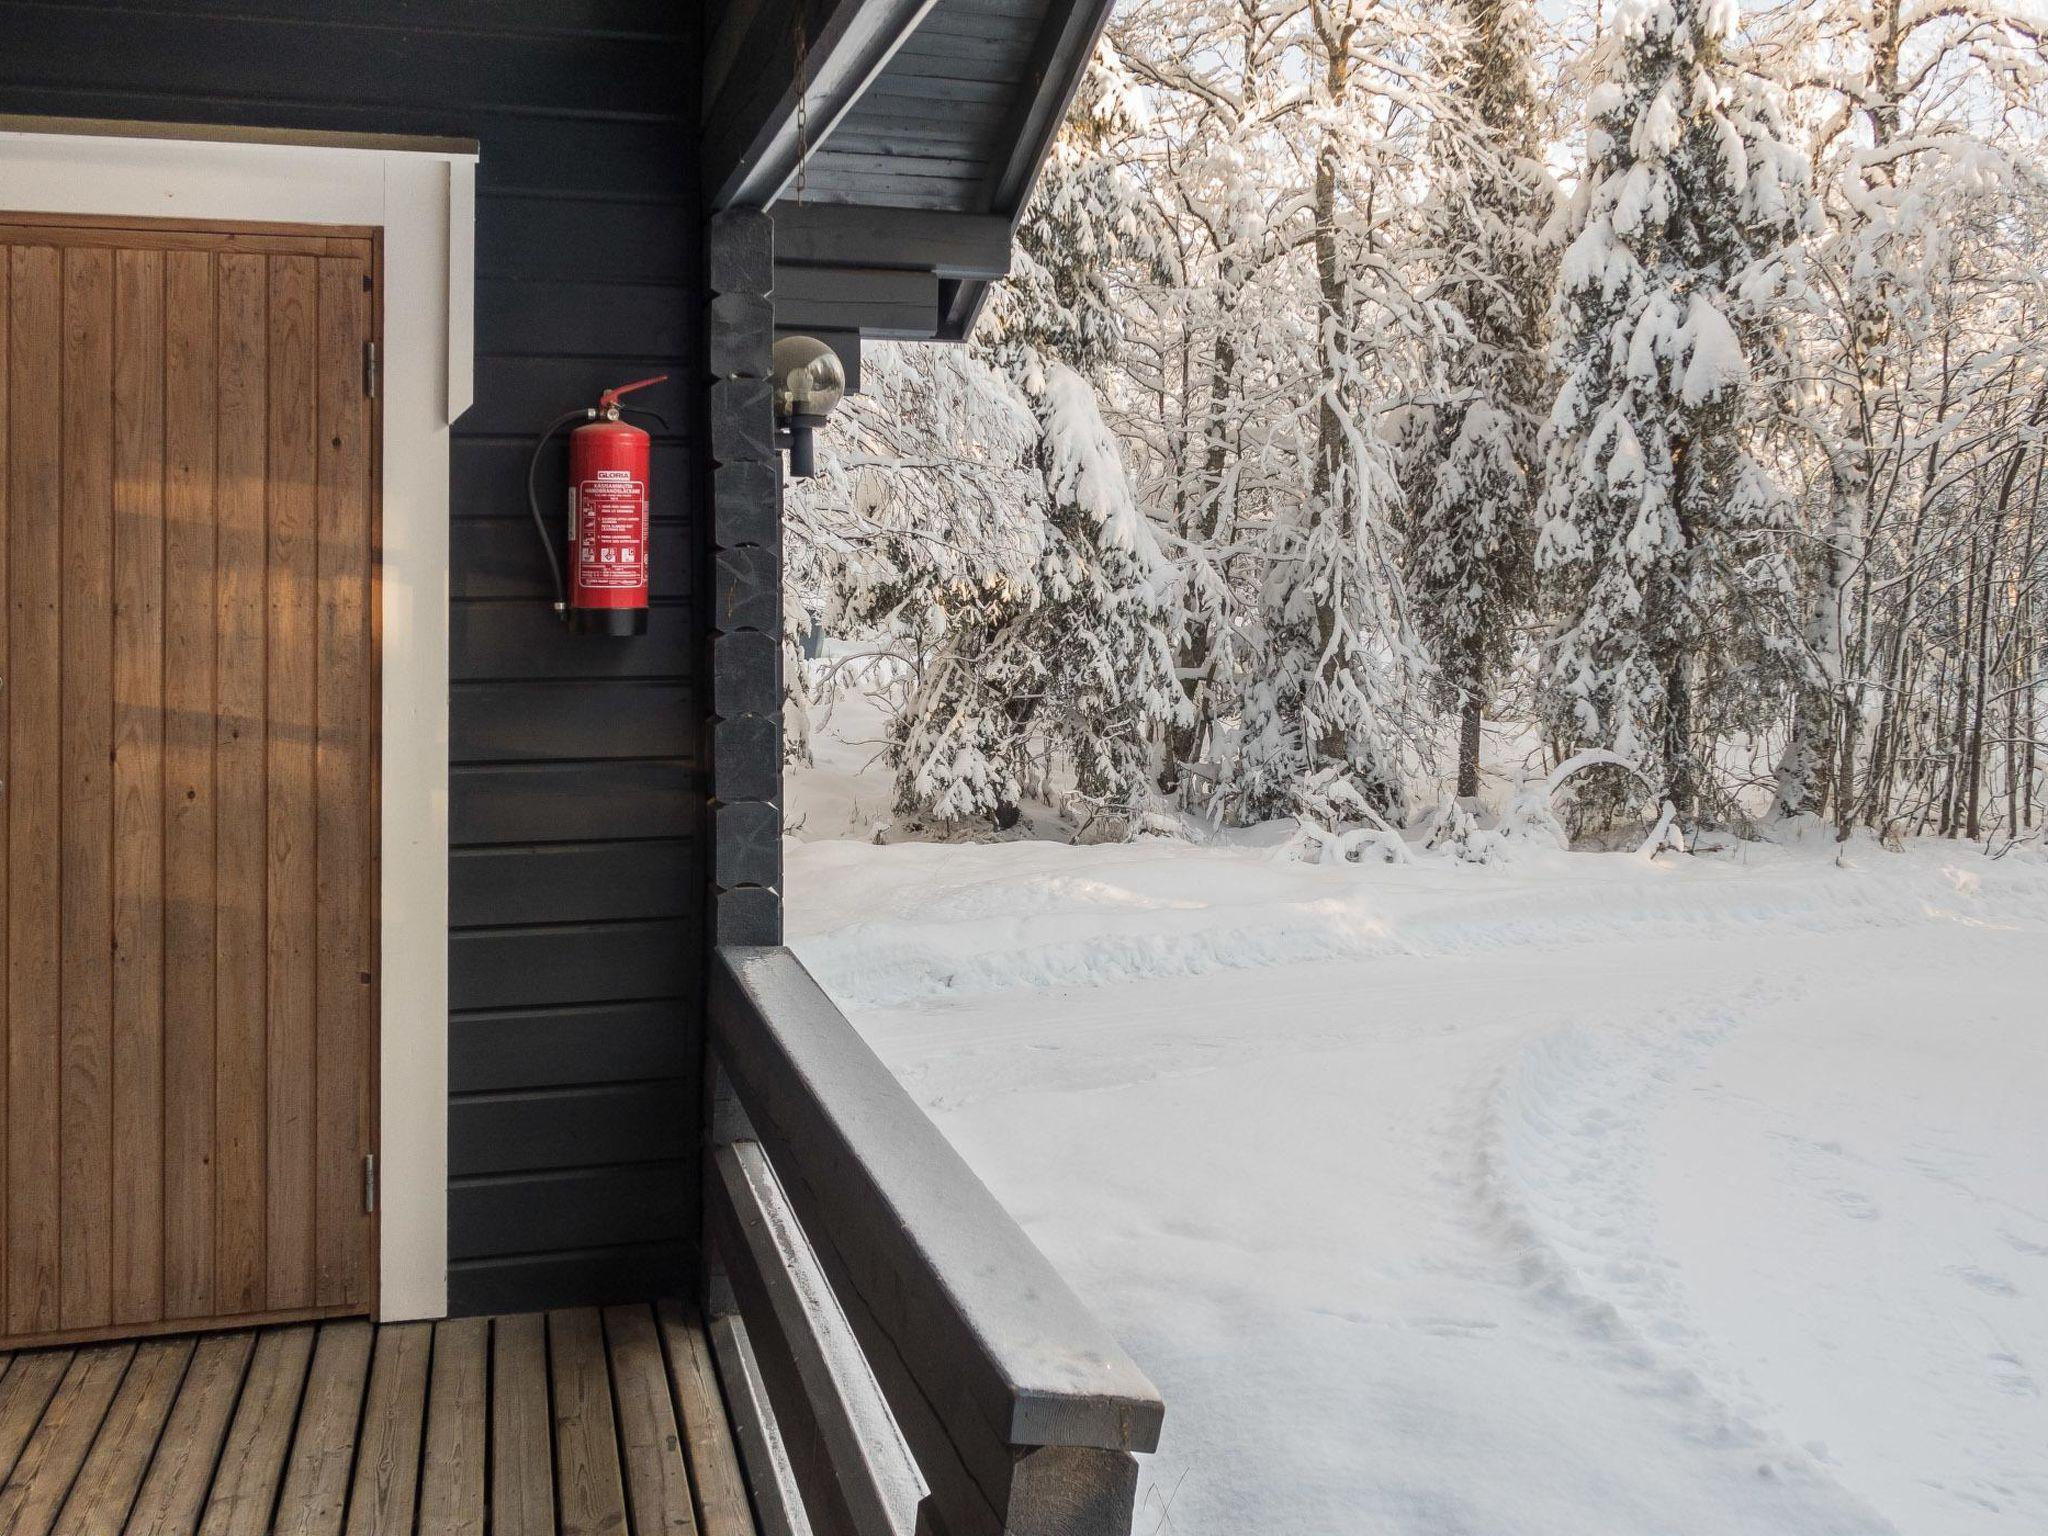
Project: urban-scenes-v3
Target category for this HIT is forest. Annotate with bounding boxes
[785,0,2048,848]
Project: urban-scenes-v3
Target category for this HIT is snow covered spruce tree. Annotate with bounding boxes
[1536,0,1814,829]
[892,44,1184,829]
[1404,0,1554,802]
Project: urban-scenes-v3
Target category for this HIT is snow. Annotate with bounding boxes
[785,719,2048,1534]
[1678,295,1748,406]
[1037,362,1166,571]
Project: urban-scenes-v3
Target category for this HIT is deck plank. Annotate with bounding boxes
[341,1321,430,1536]
[0,1342,134,1536]
[122,1331,255,1536]
[417,1318,487,1536]
[491,1312,556,1536]
[49,1337,192,1536]
[0,1303,745,1536]
[198,1324,315,1536]
[604,1304,698,1536]
[272,1320,372,1536]
[549,1308,628,1536]
[656,1300,756,1536]
[0,1350,73,1485]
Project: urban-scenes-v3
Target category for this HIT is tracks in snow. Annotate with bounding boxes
[1477,979,1900,1535]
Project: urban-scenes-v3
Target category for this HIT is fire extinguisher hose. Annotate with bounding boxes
[526,407,592,612]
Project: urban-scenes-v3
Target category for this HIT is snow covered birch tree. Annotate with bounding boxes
[1538,0,1814,827]
[1764,0,2047,831]
[1405,0,1554,800]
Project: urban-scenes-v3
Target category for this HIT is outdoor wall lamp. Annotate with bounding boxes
[772,334,846,479]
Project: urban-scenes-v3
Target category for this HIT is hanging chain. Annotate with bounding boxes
[793,11,811,205]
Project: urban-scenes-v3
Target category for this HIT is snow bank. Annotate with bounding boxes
[789,834,2048,1012]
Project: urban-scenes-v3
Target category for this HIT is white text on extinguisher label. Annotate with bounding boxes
[576,470,647,591]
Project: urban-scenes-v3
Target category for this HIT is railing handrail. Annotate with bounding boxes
[709,945,1165,1459]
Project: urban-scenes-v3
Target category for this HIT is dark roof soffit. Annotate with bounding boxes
[723,0,1118,342]
[705,0,943,210]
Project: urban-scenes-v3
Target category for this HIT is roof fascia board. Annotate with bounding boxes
[934,0,1115,339]
[977,0,1116,218]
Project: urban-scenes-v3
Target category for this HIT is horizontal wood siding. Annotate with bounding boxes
[0,0,706,1315]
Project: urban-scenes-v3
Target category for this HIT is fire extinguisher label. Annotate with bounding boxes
[576,470,647,594]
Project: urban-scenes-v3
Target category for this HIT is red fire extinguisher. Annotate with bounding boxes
[526,375,668,635]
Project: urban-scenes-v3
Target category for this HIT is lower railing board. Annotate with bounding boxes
[705,1314,811,1536]
[0,1302,759,1536]
[708,1140,927,1536]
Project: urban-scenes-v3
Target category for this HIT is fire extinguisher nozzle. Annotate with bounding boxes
[598,374,670,412]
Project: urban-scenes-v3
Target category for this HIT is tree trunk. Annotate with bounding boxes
[1777,422,1870,825]
[1965,514,2000,839]
[2027,633,2039,830]
[1307,2,1356,774]
[1458,694,1483,801]
[1941,544,1975,837]
[1663,653,1697,824]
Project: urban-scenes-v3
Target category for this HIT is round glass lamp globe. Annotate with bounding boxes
[771,335,847,422]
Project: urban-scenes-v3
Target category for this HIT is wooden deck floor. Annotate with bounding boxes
[0,1300,756,1536]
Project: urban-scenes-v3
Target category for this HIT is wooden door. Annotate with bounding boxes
[0,215,379,1347]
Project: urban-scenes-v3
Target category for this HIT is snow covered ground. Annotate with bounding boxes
[784,708,2048,1535]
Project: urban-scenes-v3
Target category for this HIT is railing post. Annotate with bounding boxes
[1005,1446,1145,1536]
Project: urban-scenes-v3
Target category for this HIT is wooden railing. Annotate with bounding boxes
[705,946,1165,1536]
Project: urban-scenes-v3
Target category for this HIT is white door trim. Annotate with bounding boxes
[0,124,474,1321]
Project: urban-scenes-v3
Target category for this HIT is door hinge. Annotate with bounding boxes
[363,340,379,399]
[363,1153,378,1215]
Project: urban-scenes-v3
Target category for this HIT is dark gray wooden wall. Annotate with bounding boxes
[0,0,709,1315]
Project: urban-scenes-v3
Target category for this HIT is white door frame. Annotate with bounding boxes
[0,120,474,1321]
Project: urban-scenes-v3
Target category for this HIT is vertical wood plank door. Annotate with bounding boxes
[0,216,380,1349]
